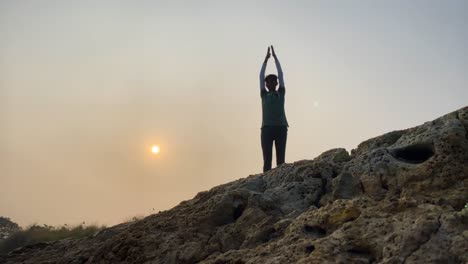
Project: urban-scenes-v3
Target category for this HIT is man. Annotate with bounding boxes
[259,45,289,172]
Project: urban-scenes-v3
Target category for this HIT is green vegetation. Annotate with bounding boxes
[0,223,105,255]
[0,217,20,240]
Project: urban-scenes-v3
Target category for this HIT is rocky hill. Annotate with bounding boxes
[1,107,467,264]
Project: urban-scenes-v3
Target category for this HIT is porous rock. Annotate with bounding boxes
[1,107,467,264]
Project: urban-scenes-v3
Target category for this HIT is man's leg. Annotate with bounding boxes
[275,126,288,166]
[261,127,274,172]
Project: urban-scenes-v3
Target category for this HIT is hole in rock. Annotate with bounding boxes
[233,202,246,220]
[347,247,376,262]
[303,225,326,238]
[453,200,466,211]
[381,180,389,190]
[258,227,277,243]
[310,172,322,178]
[391,143,434,164]
[348,247,371,255]
[305,244,315,253]
[332,170,339,178]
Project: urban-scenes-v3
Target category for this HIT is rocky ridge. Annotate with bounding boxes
[1,106,467,264]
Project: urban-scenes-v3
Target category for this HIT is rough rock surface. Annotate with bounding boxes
[1,107,467,264]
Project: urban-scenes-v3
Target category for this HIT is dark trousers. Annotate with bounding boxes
[261,126,288,172]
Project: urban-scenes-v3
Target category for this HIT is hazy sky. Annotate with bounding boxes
[1,0,467,227]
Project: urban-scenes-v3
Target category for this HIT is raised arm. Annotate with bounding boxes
[260,47,270,92]
[271,45,285,88]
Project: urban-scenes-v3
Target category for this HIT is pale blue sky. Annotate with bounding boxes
[1,0,467,226]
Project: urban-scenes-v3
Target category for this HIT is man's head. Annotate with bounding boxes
[264,74,278,91]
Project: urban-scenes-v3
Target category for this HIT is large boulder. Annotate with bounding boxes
[1,106,467,264]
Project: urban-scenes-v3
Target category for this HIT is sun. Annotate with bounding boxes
[151,145,160,154]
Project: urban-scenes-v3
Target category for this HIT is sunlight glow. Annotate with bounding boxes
[151,145,160,154]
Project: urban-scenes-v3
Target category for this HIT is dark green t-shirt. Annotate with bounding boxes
[261,88,289,128]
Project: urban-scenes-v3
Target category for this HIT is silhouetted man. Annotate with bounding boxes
[259,45,289,172]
